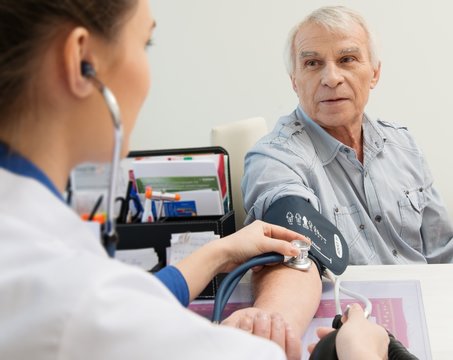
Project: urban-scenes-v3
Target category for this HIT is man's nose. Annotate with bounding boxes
[320,62,344,88]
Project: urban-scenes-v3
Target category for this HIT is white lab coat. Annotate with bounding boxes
[0,168,286,360]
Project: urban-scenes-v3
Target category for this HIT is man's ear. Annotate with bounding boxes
[370,61,381,89]
[291,75,298,93]
[63,27,96,98]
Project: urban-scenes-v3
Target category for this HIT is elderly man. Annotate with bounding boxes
[225,5,453,360]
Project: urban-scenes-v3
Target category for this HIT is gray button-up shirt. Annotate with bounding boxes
[242,107,453,264]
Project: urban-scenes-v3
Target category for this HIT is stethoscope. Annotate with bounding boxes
[212,240,417,360]
[81,61,122,258]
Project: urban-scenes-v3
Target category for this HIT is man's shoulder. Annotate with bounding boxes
[370,116,421,153]
[243,110,312,165]
[375,119,408,131]
[262,110,307,142]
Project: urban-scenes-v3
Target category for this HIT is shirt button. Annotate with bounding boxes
[419,187,423,192]
[359,224,365,230]
[334,207,339,213]
[392,249,398,257]
[375,215,382,222]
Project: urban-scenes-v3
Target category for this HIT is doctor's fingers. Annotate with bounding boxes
[284,323,302,360]
[221,307,258,328]
[260,221,311,243]
[244,311,301,360]
[254,312,301,360]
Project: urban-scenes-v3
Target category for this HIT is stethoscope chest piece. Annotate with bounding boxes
[284,239,312,271]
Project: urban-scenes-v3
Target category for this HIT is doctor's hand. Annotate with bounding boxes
[222,306,301,360]
[217,220,308,273]
[307,304,389,360]
[174,220,307,303]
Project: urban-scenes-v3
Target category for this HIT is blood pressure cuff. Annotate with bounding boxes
[263,196,349,276]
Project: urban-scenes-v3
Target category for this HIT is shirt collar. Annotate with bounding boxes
[296,106,342,164]
[295,106,386,165]
[0,141,64,201]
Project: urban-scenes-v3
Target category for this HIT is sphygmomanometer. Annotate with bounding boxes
[212,196,418,360]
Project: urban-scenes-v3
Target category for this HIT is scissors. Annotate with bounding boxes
[116,180,143,223]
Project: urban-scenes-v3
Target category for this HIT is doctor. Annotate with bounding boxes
[0,0,307,359]
[0,1,390,359]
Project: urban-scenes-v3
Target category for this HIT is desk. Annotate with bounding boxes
[192,264,452,359]
[340,264,453,360]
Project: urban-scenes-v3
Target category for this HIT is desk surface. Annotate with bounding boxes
[340,264,453,360]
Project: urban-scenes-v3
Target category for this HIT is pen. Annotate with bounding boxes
[88,194,103,221]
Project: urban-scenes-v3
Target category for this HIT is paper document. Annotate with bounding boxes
[189,280,431,360]
[115,248,159,272]
[168,232,220,265]
[177,190,223,216]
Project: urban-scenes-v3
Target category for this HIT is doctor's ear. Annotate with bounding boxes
[63,27,97,98]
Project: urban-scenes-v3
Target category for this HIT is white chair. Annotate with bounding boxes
[210,117,268,229]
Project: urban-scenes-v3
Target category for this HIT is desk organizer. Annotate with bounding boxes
[116,147,236,299]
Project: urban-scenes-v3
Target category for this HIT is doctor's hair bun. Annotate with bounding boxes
[0,0,137,120]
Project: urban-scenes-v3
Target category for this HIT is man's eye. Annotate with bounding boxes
[340,56,355,63]
[305,60,319,67]
[145,38,154,49]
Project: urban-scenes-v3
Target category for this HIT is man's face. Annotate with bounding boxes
[291,22,380,129]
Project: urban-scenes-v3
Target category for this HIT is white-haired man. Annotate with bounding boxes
[224,5,453,360]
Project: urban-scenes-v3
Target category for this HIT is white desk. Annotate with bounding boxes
[340,264,453,360]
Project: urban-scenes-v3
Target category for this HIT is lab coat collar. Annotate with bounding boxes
[0,141,63,201]
[0,167,107,257]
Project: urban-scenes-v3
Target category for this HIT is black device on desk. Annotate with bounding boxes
[116,146,235,299]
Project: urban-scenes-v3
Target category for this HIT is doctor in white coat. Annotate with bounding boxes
[0,1,390,359]
[0,0,308,359]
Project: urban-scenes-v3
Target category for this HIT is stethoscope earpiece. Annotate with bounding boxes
[81,61,96,78]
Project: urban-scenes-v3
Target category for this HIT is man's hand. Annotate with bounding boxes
[308,304,389,360]
[222,307,301,360]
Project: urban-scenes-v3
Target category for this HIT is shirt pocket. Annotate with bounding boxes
[333,204,374,264]
[397,187,426,252]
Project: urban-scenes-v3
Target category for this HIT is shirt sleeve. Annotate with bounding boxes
[242,141,320,224]
[154,265,190,306]
[418,155,453,263]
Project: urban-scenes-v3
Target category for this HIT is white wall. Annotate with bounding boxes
[131,0,453,216]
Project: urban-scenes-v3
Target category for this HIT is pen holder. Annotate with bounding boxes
[116,210,236,299]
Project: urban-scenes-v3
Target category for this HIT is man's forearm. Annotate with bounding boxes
[252,264,322,338]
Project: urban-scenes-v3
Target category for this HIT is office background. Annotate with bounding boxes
[131,0,453,216]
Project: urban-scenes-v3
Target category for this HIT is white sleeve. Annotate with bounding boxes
[59,264,286,360]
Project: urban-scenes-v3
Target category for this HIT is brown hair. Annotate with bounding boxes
[0,0,137,122]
